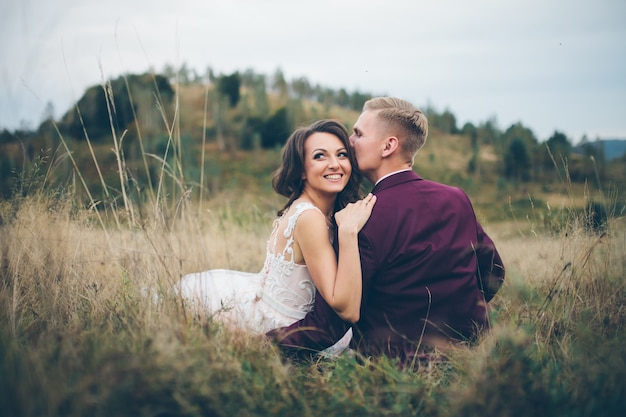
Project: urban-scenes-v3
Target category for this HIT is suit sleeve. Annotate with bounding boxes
[475,222,505,302]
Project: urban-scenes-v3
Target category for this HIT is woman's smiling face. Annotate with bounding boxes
[302,132,352,196]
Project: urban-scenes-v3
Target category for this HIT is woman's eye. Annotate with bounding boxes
[338,151,349,158]
[313,153,325,159]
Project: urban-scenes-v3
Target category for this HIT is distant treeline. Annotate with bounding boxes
[0,67,624,201]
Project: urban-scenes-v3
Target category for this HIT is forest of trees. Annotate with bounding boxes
[0,65,623,201]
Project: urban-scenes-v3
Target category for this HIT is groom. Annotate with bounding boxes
[266,97,505,363]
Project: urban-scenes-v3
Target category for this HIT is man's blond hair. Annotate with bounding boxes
[363,97,428,164]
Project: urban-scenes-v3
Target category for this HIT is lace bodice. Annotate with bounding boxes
[256,202,322,320]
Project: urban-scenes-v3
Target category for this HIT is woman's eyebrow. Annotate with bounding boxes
[312,147,347,152]
[311,148,328,153]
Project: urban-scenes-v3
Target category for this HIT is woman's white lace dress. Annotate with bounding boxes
[177,202,351,353]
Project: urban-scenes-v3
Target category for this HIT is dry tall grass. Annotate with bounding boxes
[1,187,624,416]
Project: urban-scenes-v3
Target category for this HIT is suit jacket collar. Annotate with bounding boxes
[372,170,423,194]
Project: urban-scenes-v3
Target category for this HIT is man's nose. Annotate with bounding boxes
[349,134,356,146]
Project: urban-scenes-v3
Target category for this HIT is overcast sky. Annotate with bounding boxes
[1,0,625,143]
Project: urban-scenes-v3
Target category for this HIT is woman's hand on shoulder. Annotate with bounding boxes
[335,193,377,234]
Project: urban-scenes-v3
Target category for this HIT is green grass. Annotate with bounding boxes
[1,187,624,417]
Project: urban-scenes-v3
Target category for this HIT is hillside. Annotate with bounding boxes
[0,71,623,225]
[573,139,626,161]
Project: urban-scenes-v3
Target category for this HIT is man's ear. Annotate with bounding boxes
[381,136,399,158]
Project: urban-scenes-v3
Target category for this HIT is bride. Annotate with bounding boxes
[176,119,375,352]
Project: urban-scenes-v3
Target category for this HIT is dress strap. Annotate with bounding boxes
[268,202,323,261]
[283,202,322,239]
[282,202,324,258]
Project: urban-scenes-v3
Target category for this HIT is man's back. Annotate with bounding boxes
[352,170,504,360]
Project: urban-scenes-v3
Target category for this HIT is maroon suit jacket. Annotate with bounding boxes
[267,170,505,362]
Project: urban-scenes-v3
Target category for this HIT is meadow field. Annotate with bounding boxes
[1,180,624,416]
[1,77,624,415]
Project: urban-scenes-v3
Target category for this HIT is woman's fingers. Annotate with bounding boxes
[360,193,376,211]
[336,194,377,229]
[365,193,376,205]
[346,194,376,225]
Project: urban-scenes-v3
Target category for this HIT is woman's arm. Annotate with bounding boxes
[296,194,376,322]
